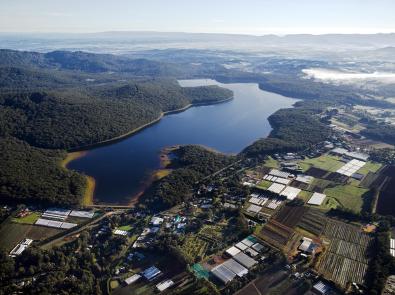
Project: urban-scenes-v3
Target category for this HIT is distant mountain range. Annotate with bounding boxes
[1,31,395,53]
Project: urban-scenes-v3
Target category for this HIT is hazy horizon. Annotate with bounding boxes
[1,0,395,35]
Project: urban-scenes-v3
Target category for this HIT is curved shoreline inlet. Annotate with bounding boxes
[67,79,298,205]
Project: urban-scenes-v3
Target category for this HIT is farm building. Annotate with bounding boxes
[280,186,301,200]
[330,147,369,161]
[336,159,366,177]
[268,169,291,178]
[248,194,269,206]
[295,174,314,184]
[244,248,259,257]
[241,237,255,247]
[233,252,257,269]
[307,193,326,206]
[225,246,241,257]
[390,238,395,257]
[69,210,95,219]
[156,279,174,292]
[142,266,162,281]
[42,208,71,220]
[35,218,77,229]
[124,274,141,285]
[9,239,33,257]
[211,264,237,284]
[346,151,369,162]
[252,243,265,252]
[222,259,248,277]
[298,237,318,254]
[330,147,348,157]
[113,229,128,236]
[263,175,290,185]
[266,199,283,209]
[246,204,262,213]
[313,281,331,294]
[267,183,286,194]
[235,241,248,251]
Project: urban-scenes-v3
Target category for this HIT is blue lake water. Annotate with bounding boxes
[68,79,297,204]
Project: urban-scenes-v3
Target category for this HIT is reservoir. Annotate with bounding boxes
[67,79,297,204]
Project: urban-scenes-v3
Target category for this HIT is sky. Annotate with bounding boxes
[0,0,395,35]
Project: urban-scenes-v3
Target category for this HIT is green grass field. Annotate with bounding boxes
[117,225,133,231]
[309,178,332,191]
[256,180,272,190]
[0,221,33,251]
[324,184,368,213]
[319,197,341,211]
[263,156,279,168]
[300,155,344,173]
[12,212,41,224]
[356,161,382,175]
[298,190,313,202]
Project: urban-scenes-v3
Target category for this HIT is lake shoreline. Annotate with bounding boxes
[65,96,233,206]
[67,96,234,153]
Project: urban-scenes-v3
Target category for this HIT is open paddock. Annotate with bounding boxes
[324,184,368,213]
[301,155,344,173]
[0,220,62,251]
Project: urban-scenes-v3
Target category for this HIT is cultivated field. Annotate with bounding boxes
[316,220,373,288]
[273,205,308,229]
[296,210,327,237]
[376,166,395,216]
[258,220,295,250]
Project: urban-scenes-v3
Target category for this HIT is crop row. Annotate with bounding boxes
[328,239,369,264]
[318,252,368,287]
[324,221,373,247]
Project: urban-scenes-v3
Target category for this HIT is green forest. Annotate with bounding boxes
[0,50,232,206]
[243,100,331,157]
[140,145,235,212]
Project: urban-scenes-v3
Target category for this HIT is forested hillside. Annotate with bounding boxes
[243,101,331,157]
[0,49,233,206]
[0,81,231,149]
[0,138,85,206]
[140,145,235,212]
